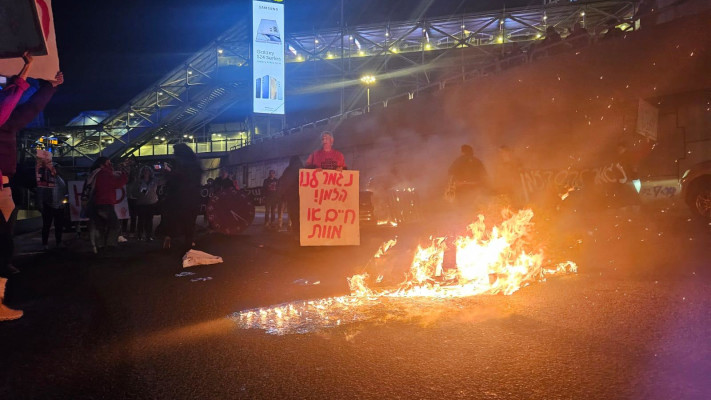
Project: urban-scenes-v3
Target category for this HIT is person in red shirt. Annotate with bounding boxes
[305,131,346,171]
[89,157,128,252]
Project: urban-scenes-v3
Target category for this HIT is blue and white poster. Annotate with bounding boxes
[252,0,285,115]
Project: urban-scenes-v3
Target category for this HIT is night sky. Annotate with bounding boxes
[46,0,527,124]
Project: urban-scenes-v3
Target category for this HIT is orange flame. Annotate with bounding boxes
[234,208,577,334]
[350,209,576,298]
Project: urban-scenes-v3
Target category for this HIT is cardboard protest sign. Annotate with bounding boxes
[0,0,59,81]
[299,169,359,246]
[68,180,130,222]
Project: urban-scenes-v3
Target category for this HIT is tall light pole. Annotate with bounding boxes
[360,74,376,112]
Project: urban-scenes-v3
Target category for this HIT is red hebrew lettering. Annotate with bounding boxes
[310,172,319,188]
[309,208,322,221]
[300,171,319,188]
[299,171,318,188]
[331,225,342,239]
[344,209,356,224]
[325,209,339,222]
[116,187,126,203]
[325,172,338,185]
[343,174,354,187]
[308,224,322,239]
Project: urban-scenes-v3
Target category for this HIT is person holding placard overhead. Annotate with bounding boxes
[305,131,346,171]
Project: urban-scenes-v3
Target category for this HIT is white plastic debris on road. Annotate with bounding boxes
[182,249,223,268]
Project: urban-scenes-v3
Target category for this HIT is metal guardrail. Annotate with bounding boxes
[132,138,248,157]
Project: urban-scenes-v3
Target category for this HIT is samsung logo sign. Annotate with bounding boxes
[258,5,279,11]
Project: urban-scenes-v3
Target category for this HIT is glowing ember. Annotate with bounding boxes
[560,186,575,201]
[377,220,399,227]
[233,209,577,335]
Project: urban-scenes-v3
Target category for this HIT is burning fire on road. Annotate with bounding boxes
[232,209,577,335]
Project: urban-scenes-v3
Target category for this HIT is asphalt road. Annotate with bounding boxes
[1,208,709,399]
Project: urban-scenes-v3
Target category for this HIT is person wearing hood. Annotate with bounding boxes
[161,144,202,250]
[134,165,159,241]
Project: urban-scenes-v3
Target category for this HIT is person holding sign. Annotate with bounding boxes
[0,52,34,127]
[1,67,62,278]
[305,131,346,171]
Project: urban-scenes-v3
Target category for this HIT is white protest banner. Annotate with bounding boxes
[299,169,359,246]
[68,181,129,222]
[114,185,130,220]
[0,0,59,81]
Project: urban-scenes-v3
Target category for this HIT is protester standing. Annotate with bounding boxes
[447,144,490,210]
[91,157,129,253]
[263,169,279,229]
[134,166,159,241]
[305,131,346,170]
[162,143,202,251]
[124,158,139,237]
[37,164,67,250]
[278,156,303,238]
[213,168,234,193]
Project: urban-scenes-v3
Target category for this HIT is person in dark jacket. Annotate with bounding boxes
[1,68,62,279]
[134,165,159,241]
[162,143,202,250]
[262,169,279,228]
[278,156,303,238]
[213,168,234,193]
[447,144,490,210]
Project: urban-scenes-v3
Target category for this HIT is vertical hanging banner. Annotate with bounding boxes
[252,0,285,115]
[299,169,360,246]
[0,0,59,81]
